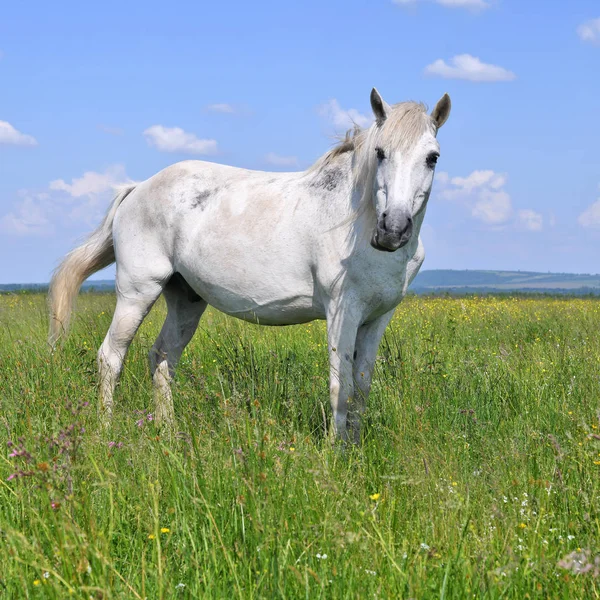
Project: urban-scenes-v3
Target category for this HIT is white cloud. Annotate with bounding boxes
[0,120,38,146]
[577,18,600,45]
[517,209,543,232]
[471,189,512,225]
[50,165,128,198]
[449,170,506,194]
[424,54,515,82]
[437,169,513,224]
[0,192,53,236]
[318,99,372,130]
[206,103,235,114]
[436,169,542,230]
[1,165,131,236]
[578,198,600,229]
[143,125,217,154]
[394,0,490,9]
[265,152,298,167]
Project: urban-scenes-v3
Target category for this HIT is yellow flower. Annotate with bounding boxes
[33,580,41,586]
[593,461,600,465]
[148,534,155,539]
[160,527,170,534]
[452,481,458,486]
[289,447,295,452]
[369,493,381,501]
[518,523,527,529]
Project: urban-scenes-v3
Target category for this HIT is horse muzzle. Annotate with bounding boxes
[370,213,413,252]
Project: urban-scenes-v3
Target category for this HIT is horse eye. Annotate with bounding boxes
[426,152,439,168]
[376,147,386,161]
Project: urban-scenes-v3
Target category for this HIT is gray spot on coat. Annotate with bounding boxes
[190,189,212,210]
[310,168,341,192]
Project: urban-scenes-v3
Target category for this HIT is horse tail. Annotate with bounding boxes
[48,184,136,347]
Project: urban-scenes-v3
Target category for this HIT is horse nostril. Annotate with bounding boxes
[381,212,388,231]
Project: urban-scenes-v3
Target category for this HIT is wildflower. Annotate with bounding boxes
[148,534,155,540]
[161,527,170,534]
[420,543,430,551]
[364,569,377,576]
[518,523,527,529]
[33,580,41,586]
[176,583,186,589]
[289,447,295,452]
[43,572,50,579]
[369,493,380,501]
[316,553,328,560]
[557,550,600,576]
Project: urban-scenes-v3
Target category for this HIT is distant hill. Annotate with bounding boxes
[2,272,600,296]
[0,280,115,293]
[411,270,600,295]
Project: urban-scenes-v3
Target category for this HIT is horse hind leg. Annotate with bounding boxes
[149,274,207,428]
[97,277,165,426]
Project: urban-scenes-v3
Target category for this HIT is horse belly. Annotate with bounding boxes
[177,258,323,326]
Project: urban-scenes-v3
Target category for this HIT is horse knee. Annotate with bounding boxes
[97,341,123,380]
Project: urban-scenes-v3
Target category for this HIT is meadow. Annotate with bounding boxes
[0,292,599,599]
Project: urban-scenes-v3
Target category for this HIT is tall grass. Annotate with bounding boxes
[0,293,599,598]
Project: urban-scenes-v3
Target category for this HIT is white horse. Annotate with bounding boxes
[49,88,451,442]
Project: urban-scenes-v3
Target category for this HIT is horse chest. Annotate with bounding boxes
[360,276,407,320]
[348,241,424,321]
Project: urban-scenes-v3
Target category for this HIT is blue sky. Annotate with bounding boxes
[1,0,599,283]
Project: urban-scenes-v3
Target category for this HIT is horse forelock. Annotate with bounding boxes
[309,102,435,186]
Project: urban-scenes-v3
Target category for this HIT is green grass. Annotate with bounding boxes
[1,293,599,598]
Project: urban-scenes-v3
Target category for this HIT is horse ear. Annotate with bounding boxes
[431,93,451,129]
[370,88,389,125]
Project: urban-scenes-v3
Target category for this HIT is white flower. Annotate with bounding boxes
[316,553,328,560]
[176,582,186,589]
[420,543,430,551]
[365,569,377,576]
[43,572,50,579]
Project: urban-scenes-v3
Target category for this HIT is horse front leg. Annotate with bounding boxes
[350,309,396,444]
[326,305,360,443]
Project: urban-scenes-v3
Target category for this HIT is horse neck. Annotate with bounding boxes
[304,152,357,213]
